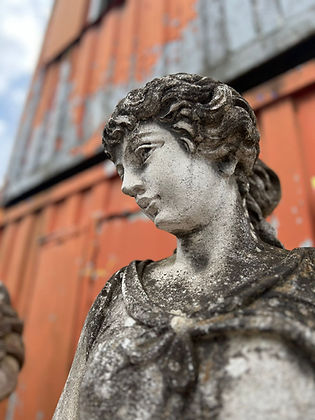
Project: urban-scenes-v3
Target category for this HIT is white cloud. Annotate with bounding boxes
[0,120,6,137]
[0,0,53,188]
[11,87,27,107]
[0,0,50,90]
[0,120,11,187]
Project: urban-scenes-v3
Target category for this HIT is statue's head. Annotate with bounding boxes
[103,73,282,246]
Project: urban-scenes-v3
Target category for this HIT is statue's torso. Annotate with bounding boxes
[80,286,315,420]
[78,249,315,420]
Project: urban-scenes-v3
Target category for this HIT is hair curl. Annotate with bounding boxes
[102,73,282,248]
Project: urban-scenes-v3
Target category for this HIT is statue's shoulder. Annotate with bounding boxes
[85,265,127,357]
[294,245,315,260]
[90,266,126,312]
[291,247,315,304]
[269,247,315,304]
[221,249,315,419]
[292,245,315,261]
[288,246,315,283]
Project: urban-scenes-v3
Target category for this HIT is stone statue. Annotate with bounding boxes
[53,74,315,420]
[0,282,24,401]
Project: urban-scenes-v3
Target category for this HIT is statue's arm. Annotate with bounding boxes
[52,322,88,420]
[52,269,122,420]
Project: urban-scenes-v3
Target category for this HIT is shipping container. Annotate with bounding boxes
[0,0,315,418]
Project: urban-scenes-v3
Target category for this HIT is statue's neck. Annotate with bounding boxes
[174,196,261,276]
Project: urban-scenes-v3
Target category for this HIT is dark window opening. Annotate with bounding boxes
[87,0,125,24]
[228,34,315,93]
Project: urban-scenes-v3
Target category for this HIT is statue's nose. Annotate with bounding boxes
[121,170,145,197]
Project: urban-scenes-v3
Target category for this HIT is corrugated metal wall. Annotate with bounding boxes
[4,0,315,203]
[0,61,315,420]
[247,62,315,248]
[0,164,176,419]
[0,0,315,418]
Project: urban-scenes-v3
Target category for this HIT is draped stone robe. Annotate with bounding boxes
[53,248,315,420]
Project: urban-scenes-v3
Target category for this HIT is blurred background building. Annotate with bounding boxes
[0,0,315,418]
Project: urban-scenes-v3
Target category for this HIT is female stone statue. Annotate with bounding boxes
[53,74,315,420]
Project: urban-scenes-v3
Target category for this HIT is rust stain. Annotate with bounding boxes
[134,0,198,82]
[164,0,197,42]
[1,2,315,418]
[42,0,87,63]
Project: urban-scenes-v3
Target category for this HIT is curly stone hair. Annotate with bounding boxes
[102,73,282,248]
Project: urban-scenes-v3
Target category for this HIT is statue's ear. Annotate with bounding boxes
[180,137,196,153]
[217,156,238,177]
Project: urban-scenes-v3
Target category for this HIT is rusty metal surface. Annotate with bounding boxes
[0,0,315,417]
[0,75,315,417]
[42,0,88,63]
[244,64,315,248]
[4,0,315,203]
[0,164,176,419]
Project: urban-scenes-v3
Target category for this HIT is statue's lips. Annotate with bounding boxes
[137,197,159,215]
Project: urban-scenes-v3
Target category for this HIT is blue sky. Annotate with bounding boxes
[0,0,53,188]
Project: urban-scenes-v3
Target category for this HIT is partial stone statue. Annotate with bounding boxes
[0,282,24,401]
[53,74,315,420]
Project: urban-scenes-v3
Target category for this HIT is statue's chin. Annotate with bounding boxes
[154,213,199,236]
[153,214,177,233]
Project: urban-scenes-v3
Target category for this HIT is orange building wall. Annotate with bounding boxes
[0,0,315,418]
[0,63,315,419]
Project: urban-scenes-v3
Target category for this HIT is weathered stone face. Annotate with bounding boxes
[103,73,283,248]
[53,74,315,420]
[115,122,231,235]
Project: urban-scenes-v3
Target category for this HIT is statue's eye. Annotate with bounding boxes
[135,145,154,164]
